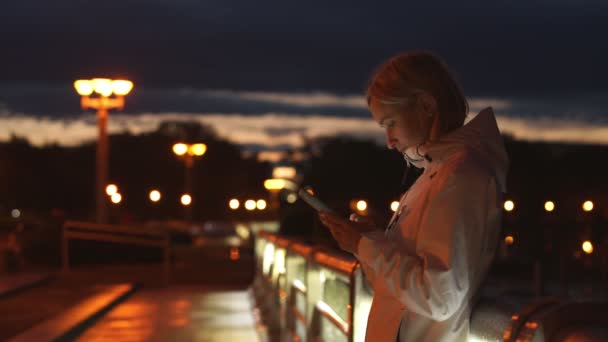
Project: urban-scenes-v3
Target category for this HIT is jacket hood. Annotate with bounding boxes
[419,107,509,193]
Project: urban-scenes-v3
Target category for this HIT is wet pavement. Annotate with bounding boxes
[74,287,261,342]
[0,278,115,341]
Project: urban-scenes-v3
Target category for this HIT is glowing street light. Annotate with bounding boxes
[181,194,192,206]
[257,199,267,210]
[264,178,298,191]
[544,201,555,212]
[229,199,240,210]
[172,142,207,220]
[74,78,133,223]
[582,200,594,212]
[286,193,297,204]
[245,200,256,211]
[390,201,399,212]
[190,143,207,156]
[112,80,134,96]
[504,200,515,212]
[149,190,161,202]
[505,235,514,245]
[11,209,21,219]
[173,143,188,156]
[111,193,122,204]
[356,200,367,212]
[105,184,118,196]
[582,240,594,254]
[272,166,297,179]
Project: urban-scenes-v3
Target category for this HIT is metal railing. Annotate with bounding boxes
[254,231,608,342]
[62,220,171,285]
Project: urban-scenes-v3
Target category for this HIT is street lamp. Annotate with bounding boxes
[256,199,267,210]
[245,200,256,211]
[229,199,240,210]
[74,78,133,223]
[111,193,122,204]
[105,184,118,196]
[356,200,368,212]
[582,200,594,212]
[149,190,162,203]
[582,241,594,254]
[172,142,207,220]
[181,194,192,206]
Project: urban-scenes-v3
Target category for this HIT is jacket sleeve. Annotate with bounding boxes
[355,167,494,321]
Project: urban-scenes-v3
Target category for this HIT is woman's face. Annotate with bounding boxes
[369,95,434,153]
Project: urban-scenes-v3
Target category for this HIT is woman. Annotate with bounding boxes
[319,51,509,341]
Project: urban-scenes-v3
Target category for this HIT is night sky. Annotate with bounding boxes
[2,0,607,95]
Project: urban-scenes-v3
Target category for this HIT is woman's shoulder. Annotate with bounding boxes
[433,147,494,191]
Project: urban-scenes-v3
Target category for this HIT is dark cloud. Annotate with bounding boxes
[1,1,607,95]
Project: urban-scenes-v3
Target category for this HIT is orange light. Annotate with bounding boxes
[272,166,297,179]
[286,193,297,203]
[505,235,514,245]
[390,201,399,212]
[111,193,122,204]
[230,247,240,260]
[181,194,192,206]
[264,179,286,190]
[105,184,118,196]
[229,199,240,210]
[74,80,94,96]
[149,190,161,202]
[189,143,207,156]
[111,80,134,96]
[256,199,267,210]
[92,78,113,97]
[173,143,188,156]
[582,200,594,212]
[245,200,256,211]
[582,240,594,254]
[356,200,367,212]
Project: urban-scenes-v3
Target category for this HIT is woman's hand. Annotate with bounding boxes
[319,212,377,253]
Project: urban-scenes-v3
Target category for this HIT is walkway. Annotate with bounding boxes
[74,287,262,342]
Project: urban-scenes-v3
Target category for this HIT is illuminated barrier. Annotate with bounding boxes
[255,232,372,342]
[253,232,608,342]
[273,236,291,331]
[308,249,372,342]
[284,241,313,341]
[253,232,285,337]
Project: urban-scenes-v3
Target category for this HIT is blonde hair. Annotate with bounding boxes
[366,51,469,135]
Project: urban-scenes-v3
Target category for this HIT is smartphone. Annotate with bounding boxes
[298,188,337,215]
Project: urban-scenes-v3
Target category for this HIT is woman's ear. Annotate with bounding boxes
[418,92,438,116]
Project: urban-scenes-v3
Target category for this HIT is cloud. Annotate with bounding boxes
[3,106,608,152]
[207,90,367,109]
[2,88,608,151]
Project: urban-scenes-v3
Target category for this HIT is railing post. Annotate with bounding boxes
[163,234,171,287]
[61,222,69,273]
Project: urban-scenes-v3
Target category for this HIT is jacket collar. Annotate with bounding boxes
[415,107,509,192]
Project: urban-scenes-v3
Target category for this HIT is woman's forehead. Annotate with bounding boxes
[370,98,401,121]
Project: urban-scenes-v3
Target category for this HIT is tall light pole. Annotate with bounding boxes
[172,142,207,221]
[74,78,134,223]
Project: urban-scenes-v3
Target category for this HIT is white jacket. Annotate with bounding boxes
[355,107,509,342]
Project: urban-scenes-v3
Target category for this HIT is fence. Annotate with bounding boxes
[62,220,171,286]
[253,231,608,342]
